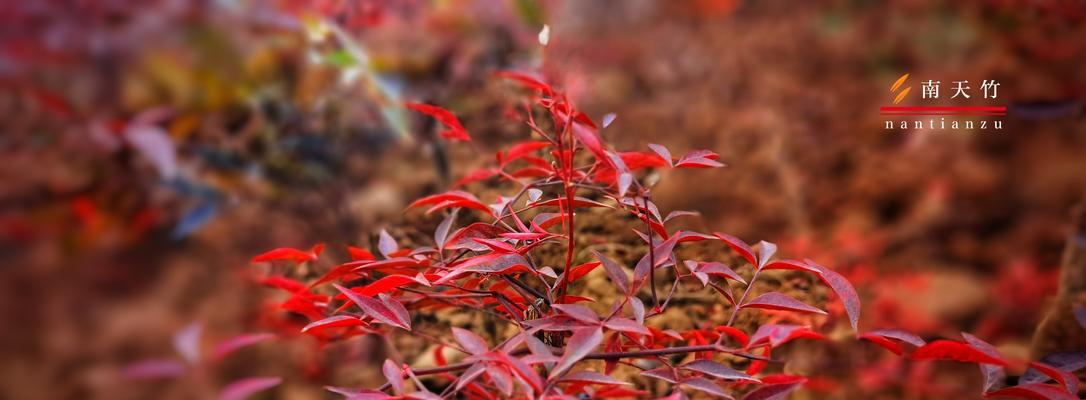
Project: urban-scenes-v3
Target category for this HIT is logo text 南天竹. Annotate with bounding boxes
[883,73,1004,131]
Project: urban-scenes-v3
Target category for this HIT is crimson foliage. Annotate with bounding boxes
[250,73,1082,399]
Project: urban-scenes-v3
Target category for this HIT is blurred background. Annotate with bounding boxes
[1,0,1084,398]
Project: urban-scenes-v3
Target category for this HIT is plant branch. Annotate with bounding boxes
[726,269,761,327]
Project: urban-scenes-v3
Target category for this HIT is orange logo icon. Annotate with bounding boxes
[890,73,911,104]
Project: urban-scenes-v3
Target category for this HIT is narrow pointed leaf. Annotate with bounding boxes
[301,315,365,333]
[552,327,603,377]
[383,359,404,395]
[595,251,630,294]
[452,327,490,355]
[1022,352,1086,385]
[807,260,860,331]
[604,317,650,336]
[553,304,600,325]
[741,292,826,315]
[983,383,1077,400]
[333,284,411,330]
[910,340,1009,366]
[1028,361,1079,394]
[213,333,275,360]
[680,377,732,398]
[560,371,629,385]
[963,333,1008,393]
[218,376,282,400]
[756,241,777,269]
[648,144,673,167]
[680,360,759,383]
[713,233,757,267]
[741,377,805,400]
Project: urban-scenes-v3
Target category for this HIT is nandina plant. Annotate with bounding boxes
[249,72,1083,399]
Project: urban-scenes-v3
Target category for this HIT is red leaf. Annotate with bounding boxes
[409,191,493,217]
[687,260,746,285]
[651,234,682,268]
[647,144,674,168]
[860,335,904,355]
[532,213,566,230]
[454,168,499,188]
[559,371,629,386]
[1022,352,1086,386]
[861,328,926,347]
[618,151,668,170]
[571,118,606,161]
[452,327,490,355]
[963,332,1010,393]
[433,345,449,367]
[807,260,861,331]
[713,232,757,267]
[741,292,826,315]
[741,376,806,400]
[552,327,603,377]
[280,294,325,320]
[1028,362,1079,395]
[472,238,517,253]
[595,251,630,295]
[553,304,601,325]
[680,360,759,383]
[494,352,544,394]
[383,359,404,395]
[642,368,679,383]
[680,377,732,398]
[567,261,602,283]
[260,276,307,293]
[252,244,324,263]
[435,253,531,284]
[212,333,274,360]
[493,71,555,95]
[301,315,365,333]
[714,326,750,348]
[308,263,361,287]
[218,376,282,400]
[446,223,507,252]
[336,274,429,298]
[858,328,926,356]
[604,317,650,336]
[347,246,375,261]
[595,387,648,398]
[756,241,778,269]
[748,324,826,349]
[405,102,470,141]
[333,284,411,330]
[427,199,495,217]
[675,149,725,168]
[746,347,771,376]
[983,383,1077,400]
[500,232,549,241]
[762,259,819,273]
[503,141,551,165]
[910,340,1009,366]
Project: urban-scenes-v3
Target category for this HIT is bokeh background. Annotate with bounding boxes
[2,0,1085,398]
